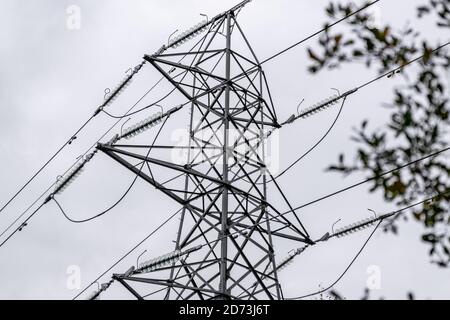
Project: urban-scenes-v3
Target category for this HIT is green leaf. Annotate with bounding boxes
[353,49,364,57]
[343,39,355,46]
[307,48,323,64]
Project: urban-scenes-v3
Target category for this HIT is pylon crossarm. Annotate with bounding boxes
[98,145,312,245]
[112,276,144,300]
[232,222,306,242]
[157,49,224,59]
[147,56,228,82]
[99,146,275,207]
[117,275,232,299]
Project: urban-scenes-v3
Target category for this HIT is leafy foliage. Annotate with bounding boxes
[307,1,450,267]
[418,0,450,28]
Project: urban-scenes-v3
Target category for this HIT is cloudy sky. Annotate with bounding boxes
[0,0,449,300]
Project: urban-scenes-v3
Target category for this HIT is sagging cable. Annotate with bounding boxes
[282,88,358,125]
[134,245,202,274]
[53,150,98,195]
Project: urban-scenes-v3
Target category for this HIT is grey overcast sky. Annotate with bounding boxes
[0,0,449,300]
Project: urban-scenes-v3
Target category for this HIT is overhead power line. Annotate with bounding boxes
[167,145,450,253]
[0,17,215,223]
[73,207,183,300]
[356,40,450,91]
[0,201,48,249]
[6,0,450,301]
[0,0,379,224]
[260,0,381,65]
[259,97,348,185]
[0,95,178,247]
[0,115,94,217]
[193,189,450,260]
[285,146,450,215]
[0,32,211,244]
[0,62,147,218]
[0,79,161,241]
[51,116,170,224]
[286,189,450,300]
[289,221,382,300]
[83,186,450,300]
[68,0,450,301]
[261,41,450,184]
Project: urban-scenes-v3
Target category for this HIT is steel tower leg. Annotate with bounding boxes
[219,12,232,300]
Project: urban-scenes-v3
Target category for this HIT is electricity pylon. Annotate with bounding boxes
[97,1,313,300]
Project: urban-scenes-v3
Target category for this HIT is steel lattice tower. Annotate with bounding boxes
[97,2,313,300]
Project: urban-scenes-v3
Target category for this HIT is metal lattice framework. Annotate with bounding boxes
[97,3,313,300]
[3,0,441,301]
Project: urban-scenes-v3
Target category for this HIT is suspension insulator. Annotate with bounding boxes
[333,213,394,238]
[168,20,209,49]
[135,245,202,274]
[54,150,98,195]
